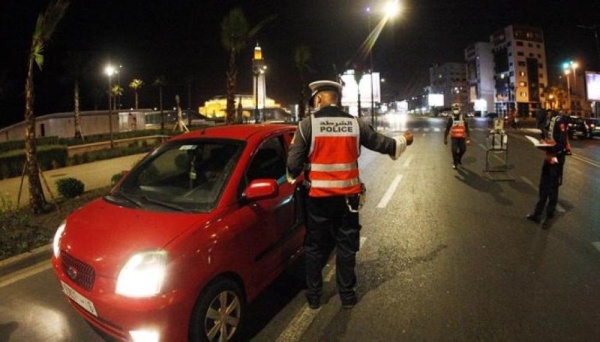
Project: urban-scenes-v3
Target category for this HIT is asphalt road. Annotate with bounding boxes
[1,116,599,341]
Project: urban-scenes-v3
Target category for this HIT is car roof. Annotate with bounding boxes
[168,123,297,143]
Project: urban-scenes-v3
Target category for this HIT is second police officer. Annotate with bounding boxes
[444,104,470,169]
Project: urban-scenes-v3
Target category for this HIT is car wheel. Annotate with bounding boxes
[189,277,245,342]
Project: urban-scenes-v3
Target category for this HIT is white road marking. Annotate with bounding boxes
[520,176,565,213]
[593,242,600,253]
[0,261,52,288]
[402,155,413,168]
[377,174,403,208]
[276,304,321,342]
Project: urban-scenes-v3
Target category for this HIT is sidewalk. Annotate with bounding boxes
[0,153,148,279]
[1,152,147,208]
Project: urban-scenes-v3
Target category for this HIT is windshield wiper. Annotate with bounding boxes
[140,195,189,212]
[105,190,143,208]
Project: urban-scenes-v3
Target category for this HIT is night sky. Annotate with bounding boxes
[1,0,598,127]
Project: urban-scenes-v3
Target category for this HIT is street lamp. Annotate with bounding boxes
[365,1,401,129]
[105,64,115,149]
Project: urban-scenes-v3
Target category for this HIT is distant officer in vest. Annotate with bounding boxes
[443,104,470,169]
[286,80,413,310]
[526,110,569,229]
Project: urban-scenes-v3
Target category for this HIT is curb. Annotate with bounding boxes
[0,244,52,278]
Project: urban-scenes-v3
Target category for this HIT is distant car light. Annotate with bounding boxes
[53,222,66,258]
[116,251,167,297]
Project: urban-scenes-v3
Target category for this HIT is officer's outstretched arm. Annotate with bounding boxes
[391,131,413,160]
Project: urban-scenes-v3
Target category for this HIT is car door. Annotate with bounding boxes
[243,134,301,287]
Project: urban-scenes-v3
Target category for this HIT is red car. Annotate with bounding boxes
[52,124,305,341]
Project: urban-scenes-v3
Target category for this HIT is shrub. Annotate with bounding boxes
[0,194,49,260]
[56,177,85,198]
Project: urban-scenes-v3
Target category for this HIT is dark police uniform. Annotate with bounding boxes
[287,100,403,308]
[527,112,568,228]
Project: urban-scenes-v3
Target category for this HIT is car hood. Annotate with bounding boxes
[60,198,209,278]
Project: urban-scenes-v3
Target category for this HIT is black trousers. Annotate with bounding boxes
[305,195,360,302]
[451,138,467,166]
[533,157,564,218]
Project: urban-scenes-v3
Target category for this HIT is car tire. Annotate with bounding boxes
[189,277,245,342]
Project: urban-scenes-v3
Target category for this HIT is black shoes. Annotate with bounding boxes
[341,296,357,309]
[542,214,555,229]
[526,214,540,223]
[306,296,320,310]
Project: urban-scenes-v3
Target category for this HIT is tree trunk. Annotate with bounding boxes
[24,57,46,213]
[74,78,83,140]
[135,90,139,110]
[226,48,237,125]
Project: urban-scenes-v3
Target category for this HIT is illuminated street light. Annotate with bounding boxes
[562,60,579,112]
[365,0,402,129]
[105,64,115,148]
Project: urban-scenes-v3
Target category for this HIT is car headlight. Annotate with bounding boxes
[53,222,66,258]
[116,251,168,297]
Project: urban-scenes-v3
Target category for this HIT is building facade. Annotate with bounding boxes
[429,62,468,108]
[490,25,548,117]
[465,42,495,115]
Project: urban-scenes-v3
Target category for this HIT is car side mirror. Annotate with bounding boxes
[243,179,279,202]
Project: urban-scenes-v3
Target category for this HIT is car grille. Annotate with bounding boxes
[61,252,95,292]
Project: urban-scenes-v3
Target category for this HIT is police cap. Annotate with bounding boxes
[308,80,343,107]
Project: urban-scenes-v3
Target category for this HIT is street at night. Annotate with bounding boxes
[2,116,599,341]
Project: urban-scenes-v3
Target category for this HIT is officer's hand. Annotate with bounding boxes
[403,131,413,146]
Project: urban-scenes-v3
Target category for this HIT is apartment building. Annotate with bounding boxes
[464,42,495,115]
[429,62,468,108]
[490,25,548,117]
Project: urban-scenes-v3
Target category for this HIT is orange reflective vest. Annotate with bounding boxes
[450,114,467,138]
[308,116,361,197]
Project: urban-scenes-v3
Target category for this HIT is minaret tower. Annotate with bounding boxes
[252,43,267,122]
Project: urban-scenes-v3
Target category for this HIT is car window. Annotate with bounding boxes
[116,140,243,212]
[246,136,287,184]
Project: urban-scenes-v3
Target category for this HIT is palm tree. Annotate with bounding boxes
[23,0,70,213]
[129,78,144,109]
[293,45,315,121]
[221,8,274,125]
[544,85,567,110]
[110,84,123,110]
[153,76,166,131]
[62,51,88,140]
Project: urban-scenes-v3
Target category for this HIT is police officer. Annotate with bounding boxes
[443,104,470,169]
[287,80,413,310]
[526,110,568,229]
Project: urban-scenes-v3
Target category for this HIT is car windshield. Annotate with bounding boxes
[110,139,243,213]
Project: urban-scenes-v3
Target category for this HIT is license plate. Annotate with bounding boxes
[61,281,98,316]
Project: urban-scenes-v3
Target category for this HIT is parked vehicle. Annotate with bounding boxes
[566,116,588,139]
[52,124,305,341]
[585,118,600,138]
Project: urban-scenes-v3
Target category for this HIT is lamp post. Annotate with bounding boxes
[563,61,578,112]
[365,1,400,129]
[563,69,571,111]
[105,64,115,149]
